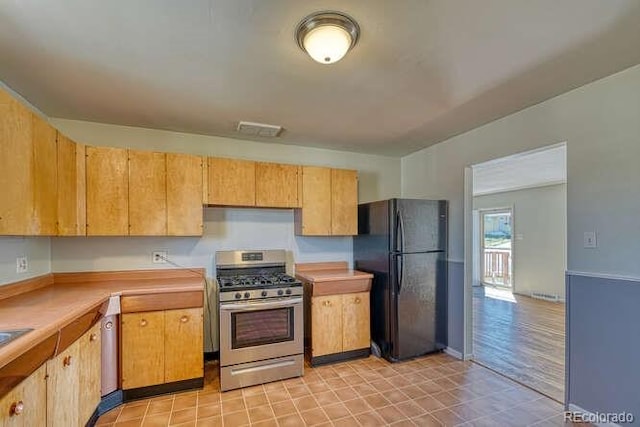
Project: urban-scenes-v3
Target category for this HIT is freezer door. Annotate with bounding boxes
[393,199,447,253]
[390,252,446,360]
[355,200,392,272]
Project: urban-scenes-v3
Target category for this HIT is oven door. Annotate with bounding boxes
[219,297,303,367]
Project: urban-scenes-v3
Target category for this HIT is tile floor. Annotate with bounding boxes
[96,354,573,426]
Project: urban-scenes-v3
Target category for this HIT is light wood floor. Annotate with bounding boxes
[473,286,565,402]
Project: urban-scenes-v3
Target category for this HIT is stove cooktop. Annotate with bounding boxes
[217,273,301,291]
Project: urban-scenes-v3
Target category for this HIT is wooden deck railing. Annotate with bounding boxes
[483,248,512,286]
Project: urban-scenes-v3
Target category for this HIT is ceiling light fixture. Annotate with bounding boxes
[295,11,360,65]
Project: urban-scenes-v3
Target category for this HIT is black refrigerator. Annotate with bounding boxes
[354,199,448,362]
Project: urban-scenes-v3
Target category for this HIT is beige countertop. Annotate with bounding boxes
[0,276,204,370]
[295,269,373,283]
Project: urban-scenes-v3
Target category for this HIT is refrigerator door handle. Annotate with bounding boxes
[396,254,404,293]
[398,211,405,253]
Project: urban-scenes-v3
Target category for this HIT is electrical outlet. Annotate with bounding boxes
[16,256,28,273]
[583,231,597,248]
[152,250,168,264]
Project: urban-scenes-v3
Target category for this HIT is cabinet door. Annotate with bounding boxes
[78,323,101,426]
[298,166,331,236]
[331,169,358,235]
[86,146,128,235]
[0,364,46,427]
[57,135,86,236]
[164,308,204,383]
[0,89,33,235]
[311,295,343,356]
[207,157,255,206]
[121,311,165,389]
[128,150,167,235]
[46,339,80,427]
[167,153,203,236]
[31,117,57,235]
[255,163,300,208]
[342,292,371,352]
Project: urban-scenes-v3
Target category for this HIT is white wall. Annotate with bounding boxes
[0,237,51,285]
[402,63,640,277]
[474,184,567,299]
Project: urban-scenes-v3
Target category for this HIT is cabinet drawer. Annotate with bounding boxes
[121,291,203,313]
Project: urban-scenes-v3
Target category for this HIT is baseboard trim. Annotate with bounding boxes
[123,377,204,402]
[444,347,463,360]
[566,404,624,427]
[311,348,370,367]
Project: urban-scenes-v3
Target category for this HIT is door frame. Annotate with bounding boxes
[478,206,515,291]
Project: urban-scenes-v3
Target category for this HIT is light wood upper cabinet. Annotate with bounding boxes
[0,364,46,427]
[255,162,300,208]
[77,323,101,426]
[0,89,61,236]
[121,311,165,389]
[31,118,58,235]
[86,146,129,235]
[207,157,256,206]
[164,308,204,383]
[330,169,358,235]
[167,154,203,236]
[311,295,343,357]
[0,90,34,236]
[342,292,370,352]
[46,338,80,427]
[128,150,167,235]
[296,166,358,236]
[296,166,332,235]
[57,135,86,236]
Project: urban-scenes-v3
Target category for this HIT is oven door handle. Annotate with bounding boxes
[220,297,302,311]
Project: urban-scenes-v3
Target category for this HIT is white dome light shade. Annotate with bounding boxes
[296,12,360,65]
[303,25,352,64]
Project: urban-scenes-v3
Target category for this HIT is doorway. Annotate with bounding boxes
[464,143,567,403]
[480,208,513,288]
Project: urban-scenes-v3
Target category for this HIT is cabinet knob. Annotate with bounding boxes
[355,297,361,304]
[323,300,332,307]
[63,356,72,367]
[180,316,189,323]
[90,333,98,342]
[140,319,148,327]
[10,401,24,416]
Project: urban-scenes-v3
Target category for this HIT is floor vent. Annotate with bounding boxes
[531,292,559,302]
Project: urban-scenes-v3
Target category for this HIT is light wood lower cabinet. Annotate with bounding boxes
[164,308,204,383]
[45,323,101,427]
[310,291,370,362]
[121,311,165,389]
[0,364,47,427]
[121,308,204,390]
[46,337,80,427]
[78,322,101,426]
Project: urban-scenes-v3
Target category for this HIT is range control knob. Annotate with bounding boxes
[244,292,251,299]
[235,293,242,299]
[285,289,292,295]
[261,291,268,297]
[277,290,284,296]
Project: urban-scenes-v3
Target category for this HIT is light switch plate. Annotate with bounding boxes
[583,232,597,248]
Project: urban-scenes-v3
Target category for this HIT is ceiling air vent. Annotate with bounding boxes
[236,121,282,138]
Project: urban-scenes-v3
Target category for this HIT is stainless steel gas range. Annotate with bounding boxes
[216,249,304,391]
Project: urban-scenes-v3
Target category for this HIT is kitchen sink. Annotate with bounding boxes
[0,328,33,347]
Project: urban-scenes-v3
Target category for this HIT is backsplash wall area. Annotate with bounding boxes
[51,207,353,352]
[0,237,51,285]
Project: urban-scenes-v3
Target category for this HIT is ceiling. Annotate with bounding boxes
[473,144,566,196]
[1,1,639,156]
